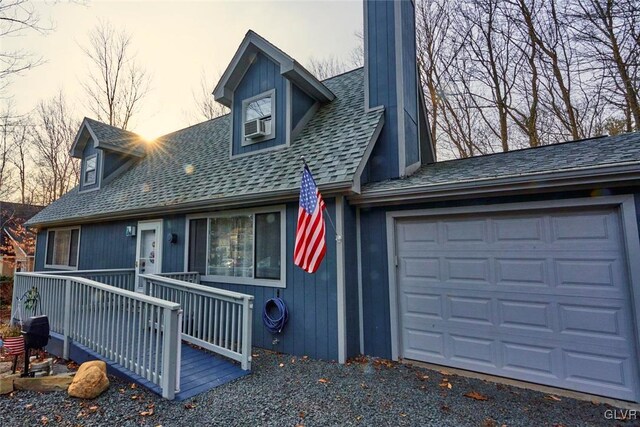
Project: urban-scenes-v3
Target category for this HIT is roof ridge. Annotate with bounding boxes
[321,66,364,83]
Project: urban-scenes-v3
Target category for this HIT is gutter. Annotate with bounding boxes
[27,181,355,229]
[349,162,640,206]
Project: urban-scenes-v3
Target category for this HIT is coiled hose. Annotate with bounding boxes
[262,297,288,334]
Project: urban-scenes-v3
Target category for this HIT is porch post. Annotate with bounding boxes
[63,278,72,359]
[161,307,179,399]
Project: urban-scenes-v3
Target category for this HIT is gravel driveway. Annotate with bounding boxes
[0,349,637,426]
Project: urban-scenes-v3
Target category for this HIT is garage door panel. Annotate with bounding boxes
[496,258,548,286]
[404,329,445,360]
[551,211,617,243]
[498,300,553,332]
[449,334,496,367]
[403,257,439,279]
[443,220,487,243]
[445,258,491,283]
[555,258,621,290]
[559,304,627,340]
[396,207,640,401]
[501,342,557,377]
[448,296,493,324]
[403,292,442,319]
[494,217,545,242]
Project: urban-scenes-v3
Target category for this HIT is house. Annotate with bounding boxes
[26,0,640,403]
[0,202,42,276]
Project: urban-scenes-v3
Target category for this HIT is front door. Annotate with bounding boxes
[135,220,163,292]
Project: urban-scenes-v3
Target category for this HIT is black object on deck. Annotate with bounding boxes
[20,315,50,377]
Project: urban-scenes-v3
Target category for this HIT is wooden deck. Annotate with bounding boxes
[48,332,249,400]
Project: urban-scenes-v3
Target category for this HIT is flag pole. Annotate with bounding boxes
[300,156,341,242]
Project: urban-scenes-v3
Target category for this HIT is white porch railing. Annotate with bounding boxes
[140,274,253,370]
[155,271,200,284]
[40,269,136,291]
[13,272,182,399]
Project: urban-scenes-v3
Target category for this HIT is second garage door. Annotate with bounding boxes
[395,207,639,401]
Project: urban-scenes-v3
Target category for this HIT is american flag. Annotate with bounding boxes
[294,165,326,273]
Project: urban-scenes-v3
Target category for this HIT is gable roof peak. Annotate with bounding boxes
[213,30,335,107]
[70,117,146,158]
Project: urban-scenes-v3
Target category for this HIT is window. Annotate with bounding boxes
[242,89,275,144]
[190,206,285,287]
[84,155,97,185]
[45,227,80,269]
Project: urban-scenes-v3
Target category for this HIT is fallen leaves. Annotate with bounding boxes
[24,403,34,410]
[278,363,284,368]
[184,402,197,410]
[130,383,137,389]
[318,378,330,384]
[140,403,155,416]
[439,378,452,389]
[464,391,489,401]
[40,415,48,425]
[416,374,429,381]
[545,395,562,402]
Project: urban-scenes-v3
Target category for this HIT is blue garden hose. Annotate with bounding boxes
[262,297,288,334]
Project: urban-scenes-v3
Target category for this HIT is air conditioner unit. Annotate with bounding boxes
[244,119,267,139]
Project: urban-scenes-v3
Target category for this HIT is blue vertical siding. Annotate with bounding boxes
[291,84,315,130]
[103,151,130,179]
[365,0,421,180]
[162,215,185,273]
[359,207,392,359]
[34,220,138,271]
[80,140,101,191]
[366,0,400,182]
[77,220,137,269]
[204,200,339,360]
[344,201,360,358]
[232,53,287,155]
[402,0,420,167]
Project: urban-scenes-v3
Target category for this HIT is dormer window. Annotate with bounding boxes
[83,155,97,185]
[242,89,275,144]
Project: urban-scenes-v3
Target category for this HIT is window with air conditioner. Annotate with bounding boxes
[242,89,275,144]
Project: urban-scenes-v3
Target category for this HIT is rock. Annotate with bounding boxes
[14,373,74,392]
[0,373,18,394]
[0,361,13,375]
[68,361,109,399]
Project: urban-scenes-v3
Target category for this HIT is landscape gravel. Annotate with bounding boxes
[0,348,637,427]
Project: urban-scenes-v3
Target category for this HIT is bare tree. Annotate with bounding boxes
[0,0,50,94]
[81,20,150,130]
[10,117,30,204]
[0,105,15,198]
[29,92,79,204]
[570,0,640,131]
[187,69,228,123]
[307,32,364,80]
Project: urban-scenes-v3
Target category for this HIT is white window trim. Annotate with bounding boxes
[187,205,286,288]
[241,89,276,146]
[83,154,98,186]
[44,226,81,270]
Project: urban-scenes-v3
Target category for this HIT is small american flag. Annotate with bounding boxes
[294,165,326,273]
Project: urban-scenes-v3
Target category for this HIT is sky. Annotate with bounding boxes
[4,0,363,139]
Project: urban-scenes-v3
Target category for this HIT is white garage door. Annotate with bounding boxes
[395,207,640,401]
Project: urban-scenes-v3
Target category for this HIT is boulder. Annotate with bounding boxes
[14,372,75,392]
[68,361,109,399]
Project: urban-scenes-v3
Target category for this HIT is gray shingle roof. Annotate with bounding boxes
[362,132,640,193]
[84,118,146,156]
[29,68,383,226]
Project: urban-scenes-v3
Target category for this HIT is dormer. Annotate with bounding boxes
[70,118,145,192]
[213,31,335,157]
